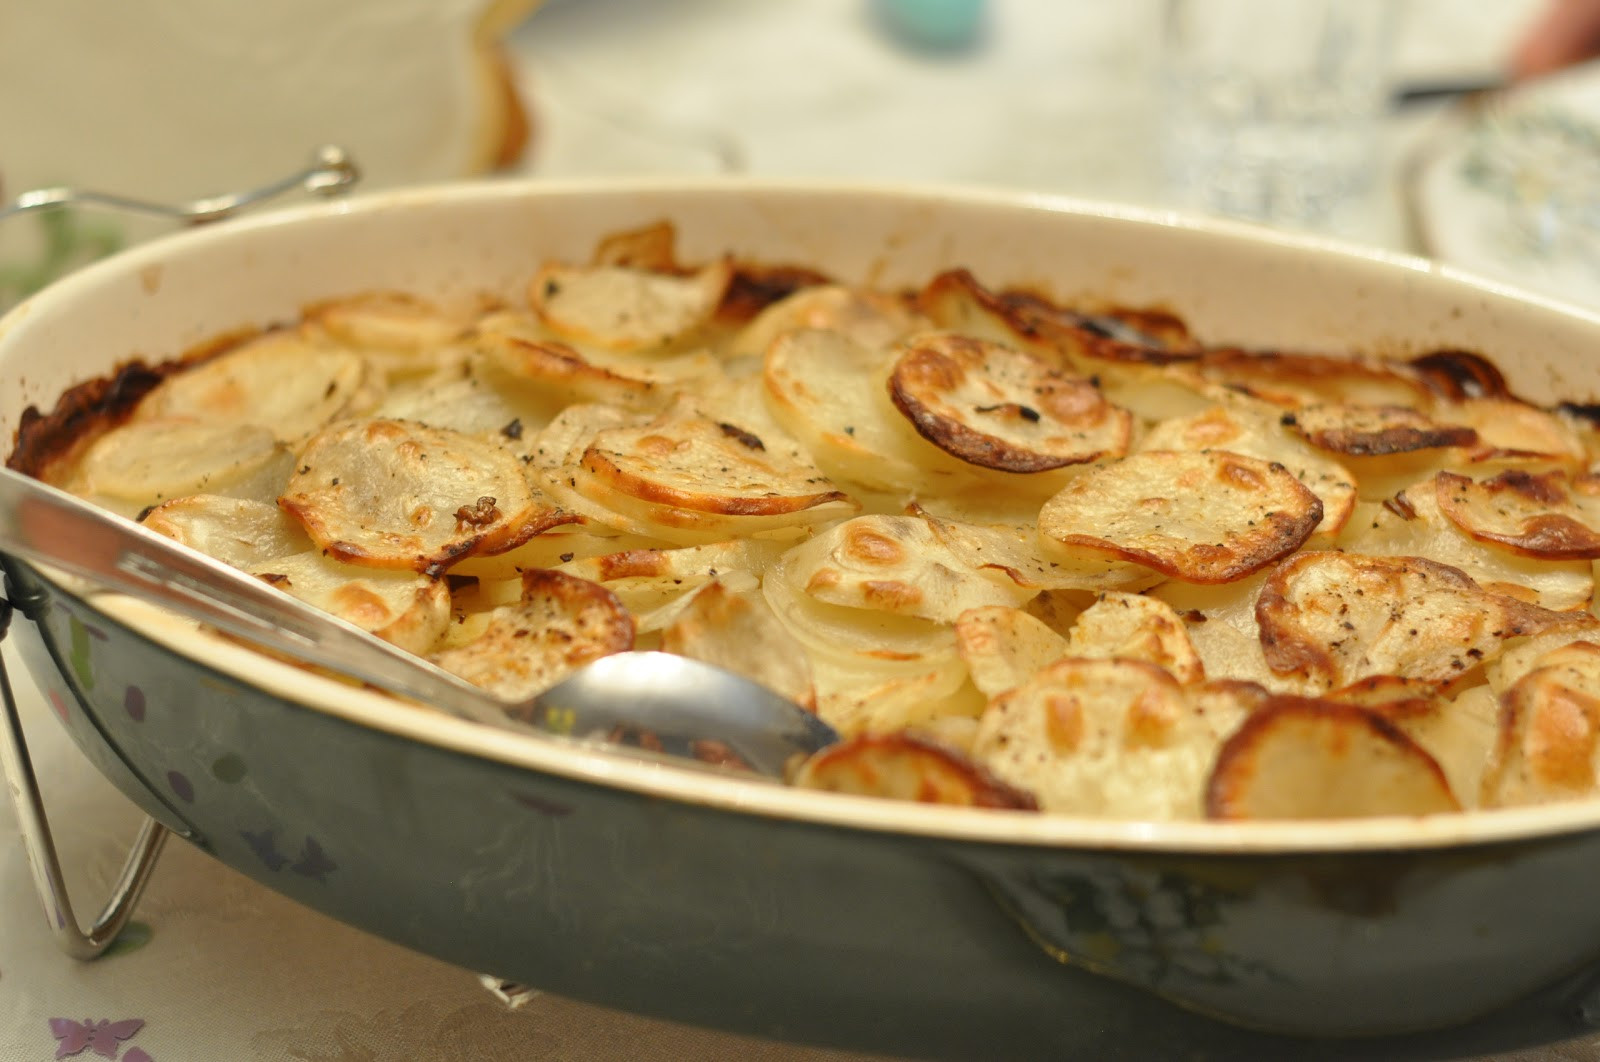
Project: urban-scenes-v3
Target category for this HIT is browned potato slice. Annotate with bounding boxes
[141,495,311,569]
[74,419,289,510]
[1038,450,1322,584]
[556,538,788,617]
[916,269,1198,372]
[1281,403,1477,456]
[915,505,1164,588]
[1206,697,1460,819]
[476,312,725,409]
[730,284,925,359]
[1481,641,1600,807]
[529,258,732,353]
[661,580,816,711]
[954,606,1069,697]
[786,515,1037,622]
[971,657,1246,819]
[1196,348,1432,410]
[792,732,1037,809]
[430,568,634,704]
[248,552,452,655]
[762,327,960,492]
[1339,489,1593,612]
[1138,403,1355,538]
[1488,617,1600,693]
[1328,676,1499,808]
[886,332,1131,473]
[304,291,472,375]
[1256,551,1567,692]
[1065,591,1205,683]
[477,331,666,411]
[577,401,852,518]
[1435,469,1600,560]
[137,330,381,442]
[282,418,575,575]
[1443,397,1588,463]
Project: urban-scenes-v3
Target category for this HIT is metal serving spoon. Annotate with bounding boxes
[0,469,838,777]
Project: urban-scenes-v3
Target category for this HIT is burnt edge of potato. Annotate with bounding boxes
[7,326,259,481]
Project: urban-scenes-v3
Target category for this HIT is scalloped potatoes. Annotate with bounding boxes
[28,219,1600,825]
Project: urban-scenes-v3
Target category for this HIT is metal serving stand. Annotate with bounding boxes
[0,148,360,958]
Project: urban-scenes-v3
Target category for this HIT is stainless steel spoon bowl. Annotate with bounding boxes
[0,467,838,777]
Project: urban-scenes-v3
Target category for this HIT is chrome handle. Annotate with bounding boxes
[0,145,360,226]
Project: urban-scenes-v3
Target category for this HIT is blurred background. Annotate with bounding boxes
[5,0,1595,305]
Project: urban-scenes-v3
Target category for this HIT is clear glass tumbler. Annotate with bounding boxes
[1160,0,1394,229]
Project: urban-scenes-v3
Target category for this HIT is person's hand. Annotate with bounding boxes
[1513,0,1600,79]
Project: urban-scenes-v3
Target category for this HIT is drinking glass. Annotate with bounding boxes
[1160,0,1395,229]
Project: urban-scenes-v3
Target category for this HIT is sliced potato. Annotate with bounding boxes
[809,648,978,736]
[372,363,553,442]
[1281,403,1477,456]
[141,494,311,569]
[1038,450,1322,583]
[1481,641,1600,808]
[1150,572,1293,692]
[886,332,1131,472]
[1205,696,1460,819]
[1256,551,1568,692]
[529,257,732,353]
[762,549,958,669]
[1196,348,1432,410]
[282,418,575,575]
[660,580,816,710]
[971,657,1244,819]
[74,418,288,508]
[1488,618,1600,694]
[792,732,1037,809]
[762,327,969,492]
[136,330,380,441]
[556,537,788,617]
[1435,469,1600,560]
[576,400,852,518]
[249,551,451,654]
[1329,675,1499,809]
[304,290,473,375]
[730,283,924,359]
[430,568,634,705]
[1338,489,1593,612]
[916,269,1198,370]
[785,515,1037,623]
[1138,403,1355,538]
[1065,591,1205,683]
[954,606,1068,697]
[1443,397,1588,463]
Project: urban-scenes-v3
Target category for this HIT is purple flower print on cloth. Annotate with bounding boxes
[47,1017,145,1059]
[289,837,337,883]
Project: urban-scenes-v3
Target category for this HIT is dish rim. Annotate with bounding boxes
[12,173,1600,856]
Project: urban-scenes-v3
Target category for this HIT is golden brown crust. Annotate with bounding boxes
[792,732,1038,809]
[1281,404,1479,456]
[886,332,1130,472]
[1256,551,1566,691]
[1205,695,1460,819]
[1039,450,1323,583]
[1434,469,1600,559]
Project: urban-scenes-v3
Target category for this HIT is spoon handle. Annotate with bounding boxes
[0,468,509,725]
